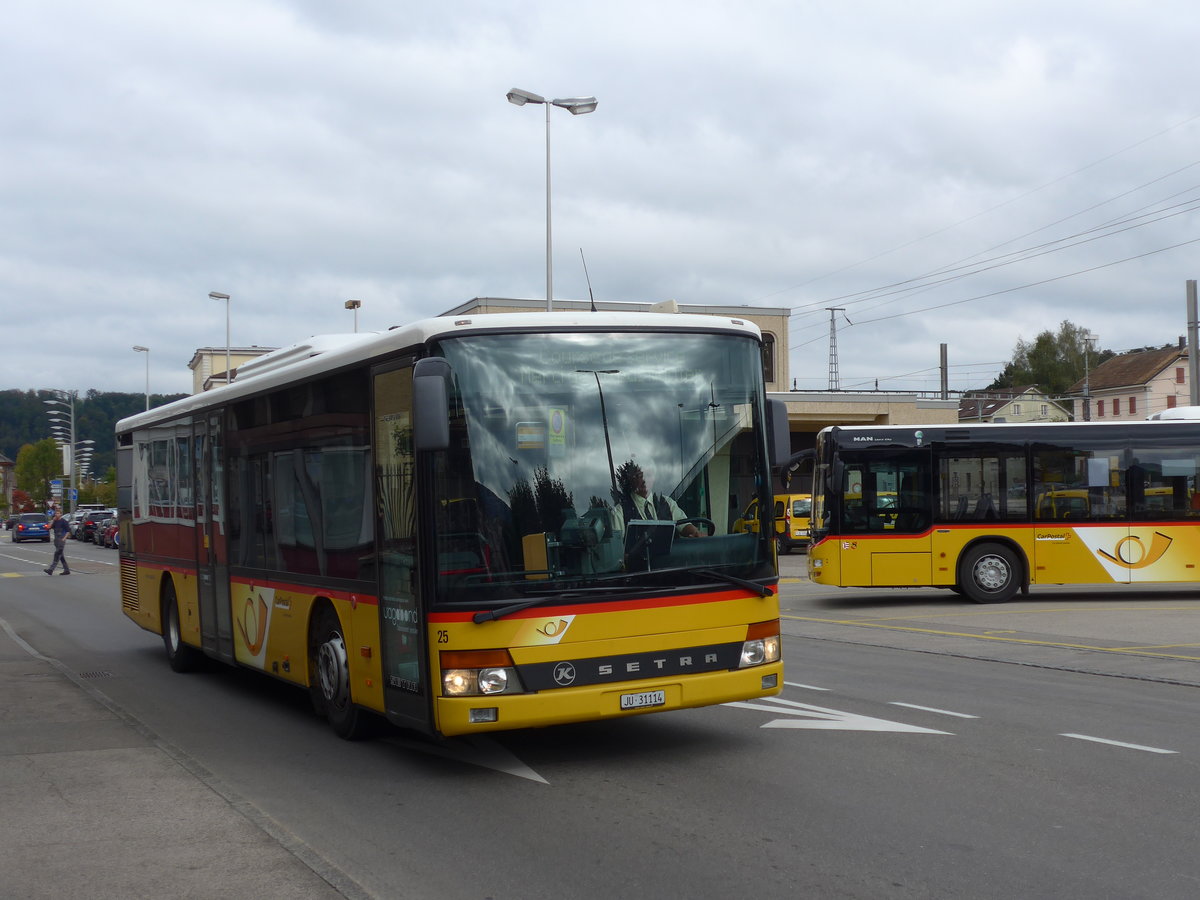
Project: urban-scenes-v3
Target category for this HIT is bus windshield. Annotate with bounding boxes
[428,330,773,604]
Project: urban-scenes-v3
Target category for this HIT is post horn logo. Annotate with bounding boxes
[1097,531,1173,569]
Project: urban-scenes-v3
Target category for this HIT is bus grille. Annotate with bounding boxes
[120,559,140,613]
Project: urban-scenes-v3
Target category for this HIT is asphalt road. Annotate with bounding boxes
[5,537,1200,898]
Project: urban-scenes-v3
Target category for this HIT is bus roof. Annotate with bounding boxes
[1146,405,1200,420]
[117,310,764,433]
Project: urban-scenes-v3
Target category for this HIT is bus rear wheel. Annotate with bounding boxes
[309,608,373,740]
[959,543,1021,604]
[162,580,203,672]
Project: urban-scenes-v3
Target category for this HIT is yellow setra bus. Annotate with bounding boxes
[806,421,1200,602]
[116,311,785,738]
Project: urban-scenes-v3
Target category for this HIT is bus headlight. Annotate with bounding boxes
[477,667,510,694]
[441,650,525,696]
[739,620,782,668]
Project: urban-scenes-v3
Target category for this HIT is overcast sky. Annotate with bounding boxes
[6,0,1200,398]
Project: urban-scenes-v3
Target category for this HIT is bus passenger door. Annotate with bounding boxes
[195,415,234,663]
[372,362,430,731]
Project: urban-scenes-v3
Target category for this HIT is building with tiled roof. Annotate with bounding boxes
[958,386,1071,423]
[1066,344,1190,421]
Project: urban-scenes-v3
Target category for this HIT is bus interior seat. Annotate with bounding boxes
[973,493,997,520]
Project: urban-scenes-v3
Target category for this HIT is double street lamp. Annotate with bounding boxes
[132,345,150,410]
[506,88,598,311]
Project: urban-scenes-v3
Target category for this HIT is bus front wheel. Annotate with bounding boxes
[959,544,1021,604]
[309,608,373,740]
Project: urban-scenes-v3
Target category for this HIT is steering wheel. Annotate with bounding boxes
[678,517,716,536]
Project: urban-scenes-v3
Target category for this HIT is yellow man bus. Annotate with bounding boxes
[806,421,1200,602]
[116,312,785,738]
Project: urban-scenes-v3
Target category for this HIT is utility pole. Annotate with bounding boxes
[939,343,949,399]
[1187,280,1198,406]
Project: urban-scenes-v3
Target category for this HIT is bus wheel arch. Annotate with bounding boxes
[957,540,1025,604]
[308,601,373,740]
[161,575,203,672]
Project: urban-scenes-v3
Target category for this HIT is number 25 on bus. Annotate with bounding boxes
[117,311,787,739]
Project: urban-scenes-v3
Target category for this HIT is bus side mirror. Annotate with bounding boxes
[767,398,790,468]
[413,357,452,452]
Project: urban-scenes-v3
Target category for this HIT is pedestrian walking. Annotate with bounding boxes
[45,511,71,575]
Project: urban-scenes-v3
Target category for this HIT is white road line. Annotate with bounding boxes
[889,702,979,719]
[784,681,829,691]
[1060,733,1178,754]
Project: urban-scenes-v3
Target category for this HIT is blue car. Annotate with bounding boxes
[12,513,51,543]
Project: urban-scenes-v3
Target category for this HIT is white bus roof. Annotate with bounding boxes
[1146,406,1200,420]
[117,310,763,433]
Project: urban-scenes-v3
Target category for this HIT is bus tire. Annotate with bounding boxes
[959,543,1021,604]
[310,608,373,740]
[162,580,203,673]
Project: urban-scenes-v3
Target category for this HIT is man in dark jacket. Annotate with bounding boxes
[45,512,71,575]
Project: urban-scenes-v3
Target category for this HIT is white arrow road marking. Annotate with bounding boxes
[726,696,952,733]
[388,734,550,783]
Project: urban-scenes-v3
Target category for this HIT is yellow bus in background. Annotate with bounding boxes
[116,312,785,739]
[806,422,1200,602]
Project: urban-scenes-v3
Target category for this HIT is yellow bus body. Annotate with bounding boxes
[122,559,781,737]
[810,521,1200,589]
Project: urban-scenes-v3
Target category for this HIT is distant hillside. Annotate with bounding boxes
[0,389,187,475]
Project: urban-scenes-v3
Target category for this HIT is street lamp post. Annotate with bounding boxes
[132,345,150,410]
[506,88,598,311]
[43,391,93,514]
[209,291,231,385]
[344,299,362,332]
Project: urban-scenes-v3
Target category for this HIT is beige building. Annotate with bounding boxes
[187,346,279,393]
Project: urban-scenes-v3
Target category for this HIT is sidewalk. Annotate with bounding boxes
[0,621,350,900]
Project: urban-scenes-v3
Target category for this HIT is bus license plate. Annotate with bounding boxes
[620,689,666,710]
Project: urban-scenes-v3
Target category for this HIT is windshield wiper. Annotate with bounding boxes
[691,567,773,597]
[472,591,599,624]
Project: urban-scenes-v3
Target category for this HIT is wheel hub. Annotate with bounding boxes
[974,556,1009,591]
[317,631,350,709]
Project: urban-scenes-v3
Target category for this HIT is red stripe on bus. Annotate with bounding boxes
[428,586,776,623]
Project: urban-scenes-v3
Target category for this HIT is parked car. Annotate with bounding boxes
[67,511,87,539]
[12,513,51,543]
[80,509,113,543]
[4,514,19,531]
[100,516,120,548]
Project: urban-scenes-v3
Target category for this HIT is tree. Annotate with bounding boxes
[14,439,62,505]
[988,320,1114,395]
